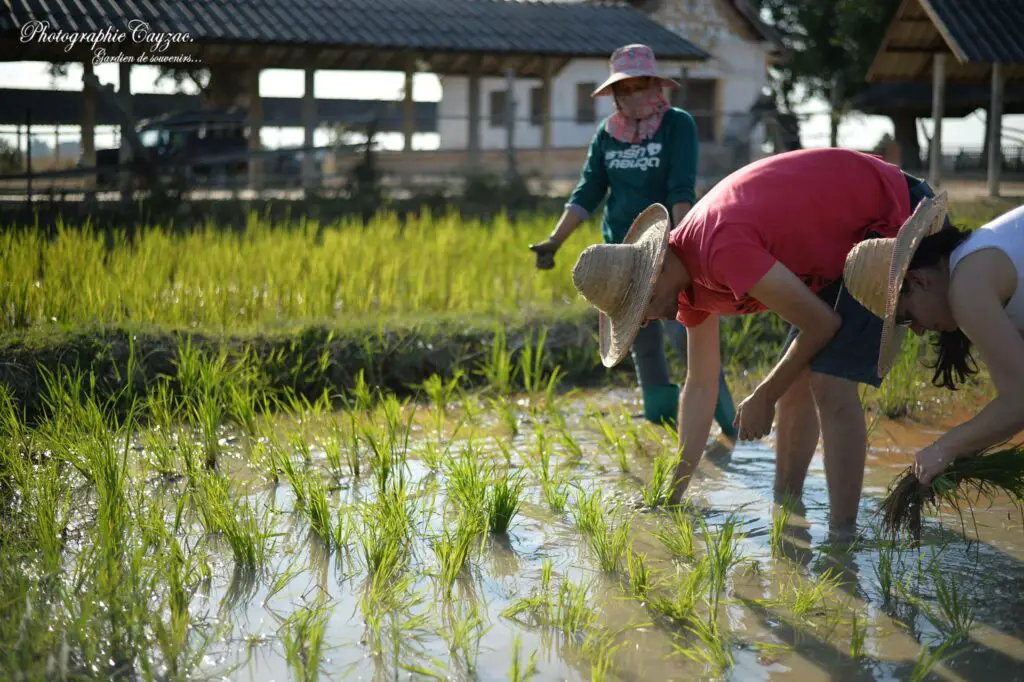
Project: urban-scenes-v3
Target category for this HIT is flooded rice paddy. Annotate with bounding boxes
[3,373,1024,682]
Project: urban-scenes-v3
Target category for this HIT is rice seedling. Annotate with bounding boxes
[488,396,520,436]
[419,370,464,437]
[302,472,334,545]
[850,609,867,660]
[784,567,841,620]
[910,638,957,682]
[673,614,734,677]
[592,412,631,472]
[443,599,488,674]
[432,514,479,600]
[656,506,697,562]
[583,627,627,682]
[542,474,571,514]
[880,445,1024,541]
[769,497,795,558]
[281,599,332,682]
[200,477,277,571]
[358,483,414,584]
[648,559,710,625]
[502,559,600,635]
[556,421,584,465]
[626,547,652,600]
[508,635,539,682]
[699,515,745,618]
[874,537,904,607]
[478,326,517,395]
[518,328,561,397]
[486,469,526,534]
[571,489,632,572]
[445,441,492,519]
[641,446,681,508]
[929,566,976,641]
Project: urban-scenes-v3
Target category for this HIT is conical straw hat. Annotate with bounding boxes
[572,203,672,367]
[843,191,949,377]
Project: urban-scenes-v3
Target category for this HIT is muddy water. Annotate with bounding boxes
[181,388,1024,682]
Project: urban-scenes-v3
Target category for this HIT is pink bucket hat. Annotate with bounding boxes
[592,44,681,97]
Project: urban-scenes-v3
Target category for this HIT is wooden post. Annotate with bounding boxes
[403,58,415,154]
[118,62,133,198]
[81,61,96,200]
[54,124,60,165]
[505,67,516,180]
[247,67,262,193]
[988,61,1004,198]
[468,66,481,170]
[929,52,945,188]
[678,66,689,107]
[25,110,32,205]
[540,59,553,188]
[302,67,317,191]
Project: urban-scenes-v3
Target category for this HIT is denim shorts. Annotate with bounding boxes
[778,171,944,387]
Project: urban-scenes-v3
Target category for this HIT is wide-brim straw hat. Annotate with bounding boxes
[572,203,672,367]
[592,44,680,97]
[842,190,950,377]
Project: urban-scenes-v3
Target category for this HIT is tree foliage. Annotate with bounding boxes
[756,0,900,143]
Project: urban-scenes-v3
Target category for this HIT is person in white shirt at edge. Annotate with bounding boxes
[843,201,1024,486]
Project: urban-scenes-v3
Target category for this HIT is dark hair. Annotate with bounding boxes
[908,225,978,389]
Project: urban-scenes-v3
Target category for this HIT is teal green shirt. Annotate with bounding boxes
[567,107,699,244]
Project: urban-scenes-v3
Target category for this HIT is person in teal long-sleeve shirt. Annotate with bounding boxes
[529,44,738,443]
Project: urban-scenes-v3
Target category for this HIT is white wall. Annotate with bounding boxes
[437,59,700,151]
[435,0,775,153]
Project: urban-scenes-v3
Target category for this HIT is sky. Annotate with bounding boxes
[0,60,1018,154]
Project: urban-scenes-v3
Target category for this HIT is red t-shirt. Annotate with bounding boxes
[669,148,911,327]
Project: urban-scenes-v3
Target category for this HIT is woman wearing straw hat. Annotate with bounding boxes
[844,203,1024,486]
[528,43,738,438]
[571,147,945,536]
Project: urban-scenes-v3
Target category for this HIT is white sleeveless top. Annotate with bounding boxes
[948,204,1024,330]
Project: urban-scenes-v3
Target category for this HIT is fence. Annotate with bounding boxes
[0,107,1019,206]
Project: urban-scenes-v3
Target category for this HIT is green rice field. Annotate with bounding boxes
[0,198,1022,681]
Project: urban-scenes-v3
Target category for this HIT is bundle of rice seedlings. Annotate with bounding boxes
[880,445,1024,542]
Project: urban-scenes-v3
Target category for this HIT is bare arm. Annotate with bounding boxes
[931,257,1024,456]
[549,207,585,244]
[669,314,720,503]
[743,262,842,420]
[671,202,693,228]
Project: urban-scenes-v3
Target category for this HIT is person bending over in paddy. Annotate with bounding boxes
[570,147,949,537]
[528,43,738,439]
[843,202,1024,486]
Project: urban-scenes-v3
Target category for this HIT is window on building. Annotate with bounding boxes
[672,78,717,142]
[576,82,596,124]
[530,86,545,127]
[490,90,507,128]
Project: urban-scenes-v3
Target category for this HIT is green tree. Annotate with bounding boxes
[757,0,899,146]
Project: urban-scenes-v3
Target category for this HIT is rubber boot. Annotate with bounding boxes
[714,379,739,441]
[642,383,679,427]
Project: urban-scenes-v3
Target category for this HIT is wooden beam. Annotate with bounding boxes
[988,62,1004,198]
[540,59,553,187]
[302,67,317,191]
[403,57,415,153]
[468,66,481,169]
[247,67,262,191]
[81,61,96,199]
[929,52,945,187]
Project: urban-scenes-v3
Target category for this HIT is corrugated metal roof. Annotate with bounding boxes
[925,0,1024,64]
[0,0,710,60]
[867,0,1024,83]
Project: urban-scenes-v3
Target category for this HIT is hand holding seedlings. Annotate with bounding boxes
[912,442,957,486]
